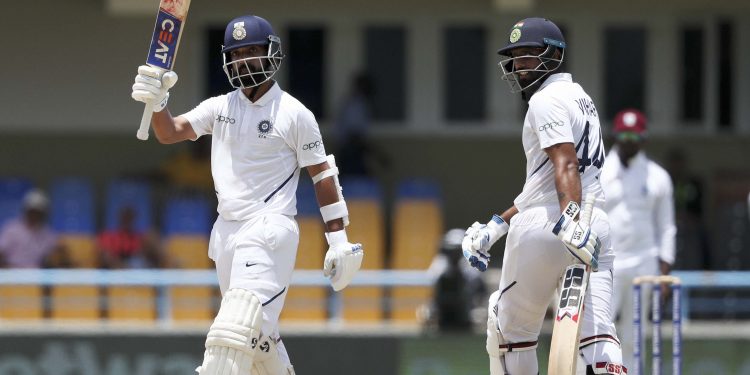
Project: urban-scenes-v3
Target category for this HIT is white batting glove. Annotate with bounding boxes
[552,195,601,271]
[323,230,364,291]
[461,214,509,272]
[131,65,178,112]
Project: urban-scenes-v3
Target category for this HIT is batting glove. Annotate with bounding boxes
[131,65,178,112]
[461,214,509,272]
[552,196,601,271]
[323,230,364,291]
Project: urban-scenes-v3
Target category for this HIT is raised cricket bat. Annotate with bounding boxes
[136,0,191,141]
[548,194,595,375]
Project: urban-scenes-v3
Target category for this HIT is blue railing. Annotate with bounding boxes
[0,269,747,323]
[672,271,750,321]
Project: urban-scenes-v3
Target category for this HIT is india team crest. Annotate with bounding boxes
[510,28,522,43]
[232,21,247,41]
[510,21,523,43]
[257,120,273,138]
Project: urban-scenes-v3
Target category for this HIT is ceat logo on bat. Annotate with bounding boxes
[146,10,182,70]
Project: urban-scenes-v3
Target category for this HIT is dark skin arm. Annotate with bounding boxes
[149,85,273,144]
[150,109,197,144]
[306,162,345,233]
[499,206,519,224]
[545,142,582,212]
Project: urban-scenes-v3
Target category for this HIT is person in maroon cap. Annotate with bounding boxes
[600,108,676,371]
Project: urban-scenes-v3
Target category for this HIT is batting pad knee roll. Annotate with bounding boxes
[197,289,263,375]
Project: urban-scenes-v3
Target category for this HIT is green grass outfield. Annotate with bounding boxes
[400,331,750,375]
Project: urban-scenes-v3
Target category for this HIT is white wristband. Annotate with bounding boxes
[312,167,339,184]
[320,200,349,224]
[325,229,348,245]
[487,214,510,238]
[154,92,170,112]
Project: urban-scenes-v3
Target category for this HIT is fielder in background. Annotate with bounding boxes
[600,109,676,371]
[131,14,363,375]
[461,17,624,375]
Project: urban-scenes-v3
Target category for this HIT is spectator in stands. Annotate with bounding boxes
[0,189,71,268]
[97,206,166,269]
[600,109,677,370]
[429,228,487,331]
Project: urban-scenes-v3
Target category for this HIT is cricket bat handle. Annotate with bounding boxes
[137,101,155,141]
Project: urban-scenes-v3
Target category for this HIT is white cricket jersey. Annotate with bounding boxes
[182,83,327,221]
[513,73,606,211]
[600,150,676,268]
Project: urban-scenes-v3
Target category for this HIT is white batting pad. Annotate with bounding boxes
[198,289,263,375]
[486,291,507,375]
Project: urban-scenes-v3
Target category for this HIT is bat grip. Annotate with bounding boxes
[137,103,154,140]
[580,193,595,224]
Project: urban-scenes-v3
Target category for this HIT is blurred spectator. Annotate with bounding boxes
[429,228,487,331]
[601,109,677,370]
[97,206,166,269]
[666,147,711,269]
[332,72,388,176]
[0,189,71,268]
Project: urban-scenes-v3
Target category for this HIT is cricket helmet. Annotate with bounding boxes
[221,15,284,89]
[497,17,566,98]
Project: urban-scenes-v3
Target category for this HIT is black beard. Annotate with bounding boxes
[518,71,544,88]
[233,66,266,88]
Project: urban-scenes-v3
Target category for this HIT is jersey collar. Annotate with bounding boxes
[630,151,647,167]
[241,82,282,107]
[538,72,572,92]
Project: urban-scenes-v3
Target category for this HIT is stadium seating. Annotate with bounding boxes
[0,285,43,320]
[162,194,213,269]
[339,177,385,322]
[162,195,212,238]
[0,177,33,228]
[51,285,100,320]
[50,177,98,267]
[107,286,157,321]
[162,195,215,321]
[280,180,327,322]
[390,179,443,323]
[105,179,152,233]
[102,180,157,321]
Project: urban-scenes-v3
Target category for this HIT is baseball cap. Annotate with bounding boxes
[22,189,49,211]
[613,109,647,136]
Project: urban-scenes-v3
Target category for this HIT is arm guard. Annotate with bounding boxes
[312,154,349,226]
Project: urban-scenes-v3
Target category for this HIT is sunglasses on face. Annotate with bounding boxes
[615,132,643,142]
